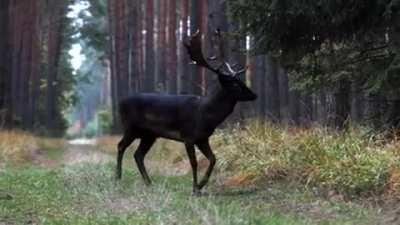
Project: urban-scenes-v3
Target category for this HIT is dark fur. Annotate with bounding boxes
[116,81,256,194]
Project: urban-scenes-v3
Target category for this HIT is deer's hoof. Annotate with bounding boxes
[192,189,202,197]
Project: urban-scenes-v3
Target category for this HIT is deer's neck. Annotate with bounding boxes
[202,85,237,126]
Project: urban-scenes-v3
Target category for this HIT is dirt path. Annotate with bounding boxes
[63,139,112,165]
[33,138,112,168]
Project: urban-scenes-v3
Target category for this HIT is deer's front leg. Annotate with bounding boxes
[185,142,199,195]
[196,140,216,190]
[116,134,135,180]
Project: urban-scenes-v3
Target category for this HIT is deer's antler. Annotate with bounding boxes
[184,30,246,77]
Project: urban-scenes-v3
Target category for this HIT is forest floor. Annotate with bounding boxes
[0,139,398,225]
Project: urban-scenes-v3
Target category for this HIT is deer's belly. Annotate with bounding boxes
[155,128,183,141]
[138,121,183,141]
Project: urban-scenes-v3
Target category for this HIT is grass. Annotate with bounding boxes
[0,163,378,225]
[96,122,400,198]
[2,123,400,224]
[212,121,400,198]
[0,130,65,167]
[0,130,37,166]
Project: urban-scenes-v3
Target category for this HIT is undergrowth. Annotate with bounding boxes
[0,130,65,167]
[0,130,37,166]
[96,121,400,198]
[214,121,400,198]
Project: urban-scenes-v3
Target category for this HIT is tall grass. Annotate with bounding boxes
[214,121,400,197]
[95,121,400,197]
[0,130,37,166]
[0,130,66,166]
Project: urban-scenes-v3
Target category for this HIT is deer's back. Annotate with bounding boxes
[119,93,203,141]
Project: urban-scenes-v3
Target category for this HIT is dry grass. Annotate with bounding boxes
[95,121,400,198]
[0,130,38,166]
[0,130,66,167]
[95,135,120,154]
[96,135,186,161]
[213,120,400,197]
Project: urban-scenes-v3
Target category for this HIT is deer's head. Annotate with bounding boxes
[184,30,257,102]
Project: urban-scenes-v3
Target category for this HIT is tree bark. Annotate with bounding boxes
[189,0,204,95]
[145,0,155,92]
[334,80,351,129]
[265,57,281,122]
[178,0,189,94]
[46,1,67,131]
[278,68,290,123]
[166,0,177,94]
[156,0,167,92]
[0,0,10,126]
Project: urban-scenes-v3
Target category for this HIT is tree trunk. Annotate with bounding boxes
[350,80,364,123]
[278,68,290,123]
[157,0,167,92]
[145,0,155,92]
[334,80,351,129]
[178,0,189,94]
[46,1,66,131]
[255,55,267,119]
[166,0,177,94]
[189,0,204,95]
[107,0,119,131]
[0,0,10,126]
[265,57,280,122]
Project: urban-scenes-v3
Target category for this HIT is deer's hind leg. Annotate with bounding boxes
[116,132,136,180]
[134,136,156,185]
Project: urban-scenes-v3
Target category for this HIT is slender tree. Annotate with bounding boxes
[145,0,155,92]
[46,0,68,130]
[156,0,166,92]
[0,0,10,125]
[178,0,189,94]
[265,57,280,122]
[189,0,204,95]
[166,0,177,93]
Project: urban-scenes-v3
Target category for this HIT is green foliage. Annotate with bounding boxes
[97,107,113,134]
[67,1,111,137]
[80,108,113,138]
[228,0,400,94]
[79,0,108,54]
[31,3,79,136]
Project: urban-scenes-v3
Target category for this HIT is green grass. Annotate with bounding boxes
[2,123,396,224]
[0,163,378,225]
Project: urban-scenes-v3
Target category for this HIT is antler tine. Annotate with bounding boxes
[224,62,236,75]
[236,66,248,75]
[224,62,247,77]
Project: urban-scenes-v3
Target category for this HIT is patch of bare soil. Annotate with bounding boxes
[62,144,112,166]
[31,139,112,168]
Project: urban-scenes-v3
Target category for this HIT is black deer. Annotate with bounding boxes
[116,31,257,195]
